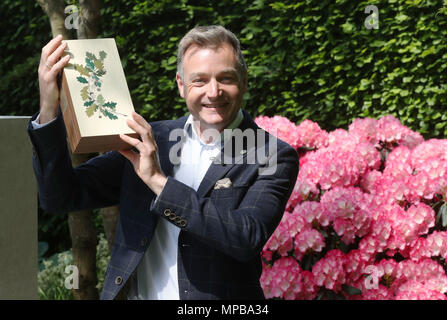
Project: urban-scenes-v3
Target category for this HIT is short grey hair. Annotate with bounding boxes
[177,25,247,82]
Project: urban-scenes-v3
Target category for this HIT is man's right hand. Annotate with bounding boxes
[38,34,71,124]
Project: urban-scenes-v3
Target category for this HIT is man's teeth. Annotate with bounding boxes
[203,104,225,108]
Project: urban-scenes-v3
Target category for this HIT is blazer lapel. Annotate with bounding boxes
[196,110,260,198]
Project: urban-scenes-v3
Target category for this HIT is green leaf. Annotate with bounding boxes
[438,203,447,228]
[99,51,107,60]
[84,100,94,107]
[74,64,91,77]
[85,58,95,70]
[86,52,97,62]
[96,69,106,77]
[94,59,104,70]
[103,102,117,109]
[76,76,88,84]
[96,94,105,106]
[80,86,89,100]
[101,108,118,120]
[342,284,362,295]
[85,104,97,117]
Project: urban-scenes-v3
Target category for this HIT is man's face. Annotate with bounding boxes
[176,43,247,135]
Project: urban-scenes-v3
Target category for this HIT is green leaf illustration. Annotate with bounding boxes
[77,76,88,84]
[103,108,118,120]
[103,102,117,109]
[85,58,95,70]
[85,104,97,117]
[74,64,91,77]
[86,52,97,62]
[74,50,118,120]
[96,69,106,77]
[94,59,104,70]
[80,86,89,100]
[96,94,105,106]
[99,51,107,60]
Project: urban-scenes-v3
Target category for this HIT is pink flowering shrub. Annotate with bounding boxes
[255,114,447,300]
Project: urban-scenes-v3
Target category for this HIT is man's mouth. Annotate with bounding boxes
[202,103,227,108]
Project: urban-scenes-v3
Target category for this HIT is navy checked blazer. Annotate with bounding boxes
[27,109,299,300]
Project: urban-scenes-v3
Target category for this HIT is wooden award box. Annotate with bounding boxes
[60,38,138,153]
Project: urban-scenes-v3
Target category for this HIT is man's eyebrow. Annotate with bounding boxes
[188,72,208,79]
[189,68,238,79]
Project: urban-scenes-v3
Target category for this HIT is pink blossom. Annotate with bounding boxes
[295,119,329,149]
[395,280,447,300]
[260,257,303,300]
[254,115,300,149]
[320,187,373,244]
[259,114,447,300]
[376,115,424,149]
[286,180,318,211]
[312,249,346,292]
[294,228,325,256]
[292,201,327,227]
[348,117,380,146]
[409,231,447,261]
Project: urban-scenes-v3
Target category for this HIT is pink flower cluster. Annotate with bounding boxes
[256,114,447,300]
[260,257,318,300]
[255,115,302,149]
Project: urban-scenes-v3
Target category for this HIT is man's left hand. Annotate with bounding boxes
[119,112,167,196]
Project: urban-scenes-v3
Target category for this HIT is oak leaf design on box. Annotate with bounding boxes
[74,50,120,120]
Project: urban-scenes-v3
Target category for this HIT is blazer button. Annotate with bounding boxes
[179,219,187,227]
[169,212,177,220]
[163,209,172,216]
[115,276,123,285]
[174,216,182,224]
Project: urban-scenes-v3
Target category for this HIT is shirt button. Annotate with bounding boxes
[115,276,123,285]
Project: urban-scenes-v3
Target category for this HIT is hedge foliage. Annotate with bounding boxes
[1,0,446,137]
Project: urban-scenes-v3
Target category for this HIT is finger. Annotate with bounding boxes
[48,55,70,78]
[118,149,138,165]
[132,112,154,139]
[120,133,143,151]
[46,42,67,66]
[41,34,63,63]
[126,118,152,145]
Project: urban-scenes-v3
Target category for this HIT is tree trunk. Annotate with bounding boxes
[100,205,119,253]
[77,0,102,39]
[37,0,101,300]
[68,152,99,300]
[36,0,70,38]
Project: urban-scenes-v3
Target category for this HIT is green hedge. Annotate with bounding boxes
[1,0,446,138]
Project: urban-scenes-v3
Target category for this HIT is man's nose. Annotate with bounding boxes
[206,78,221,99]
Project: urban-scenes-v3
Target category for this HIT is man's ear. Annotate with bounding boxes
[176,72,185,99]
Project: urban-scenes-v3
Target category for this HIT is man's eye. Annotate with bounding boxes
[221,76,236,83]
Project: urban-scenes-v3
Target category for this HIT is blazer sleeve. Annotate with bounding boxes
[150,140,299,262]
[27,112,125,214]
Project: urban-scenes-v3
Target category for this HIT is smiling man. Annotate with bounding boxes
[28,25,299,300]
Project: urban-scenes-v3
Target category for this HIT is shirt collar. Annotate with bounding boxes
[184,109,244,147]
